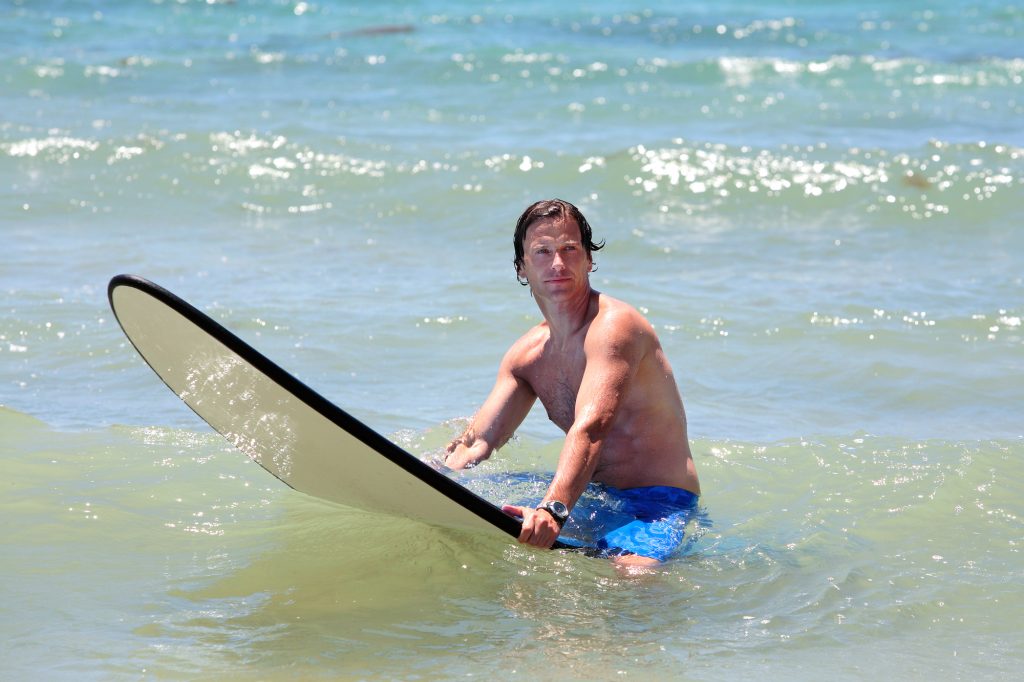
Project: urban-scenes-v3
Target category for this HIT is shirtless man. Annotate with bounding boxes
[444,199,700,567]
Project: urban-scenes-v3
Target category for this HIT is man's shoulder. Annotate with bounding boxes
[587,294,658,353]
[592,294,655,334]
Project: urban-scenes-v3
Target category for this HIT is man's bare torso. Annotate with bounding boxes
[510,292,700,494]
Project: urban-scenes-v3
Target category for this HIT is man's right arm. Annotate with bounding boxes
[445,345,536,469]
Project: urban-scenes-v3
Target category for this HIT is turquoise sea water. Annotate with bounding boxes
[2,0,1022,679]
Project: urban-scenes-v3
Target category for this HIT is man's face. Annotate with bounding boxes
[517,217,592,299]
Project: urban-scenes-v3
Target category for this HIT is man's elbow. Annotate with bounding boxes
[570,409,616,447]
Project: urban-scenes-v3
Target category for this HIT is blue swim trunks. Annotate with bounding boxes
[564,485,701,562]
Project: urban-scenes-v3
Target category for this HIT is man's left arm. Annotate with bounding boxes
[503,311,647,548]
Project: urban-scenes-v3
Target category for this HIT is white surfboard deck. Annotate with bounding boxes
[108,274,574,549]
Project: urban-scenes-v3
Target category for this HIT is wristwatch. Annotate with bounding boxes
[536,500,569,529]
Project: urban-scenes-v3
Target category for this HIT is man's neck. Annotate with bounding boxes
[536,287,597,343]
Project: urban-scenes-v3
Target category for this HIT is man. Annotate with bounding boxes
[444,199,701,567]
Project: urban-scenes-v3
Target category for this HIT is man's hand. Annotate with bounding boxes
[501,505,561,549]
[443,439,487,470]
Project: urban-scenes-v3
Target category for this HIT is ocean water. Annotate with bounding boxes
[2,0,1022,679]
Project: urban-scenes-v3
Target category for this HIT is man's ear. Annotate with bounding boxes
[516,263,529,285]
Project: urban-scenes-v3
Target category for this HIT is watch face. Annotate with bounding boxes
[538,501,568,527]
[549,501,568,517]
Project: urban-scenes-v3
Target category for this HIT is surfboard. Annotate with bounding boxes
[108,274,574,549]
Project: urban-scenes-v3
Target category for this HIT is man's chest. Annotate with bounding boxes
[523,354,586,432]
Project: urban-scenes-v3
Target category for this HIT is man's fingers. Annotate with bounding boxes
[502,506,558,548]
[503,505,535,543]
[501,504,526,519]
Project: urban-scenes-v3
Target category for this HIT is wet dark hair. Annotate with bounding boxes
[513,199,605,285]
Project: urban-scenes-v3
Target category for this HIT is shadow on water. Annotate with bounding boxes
[135,485,730,677]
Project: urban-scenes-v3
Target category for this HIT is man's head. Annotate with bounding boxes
[513,199,604,285]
